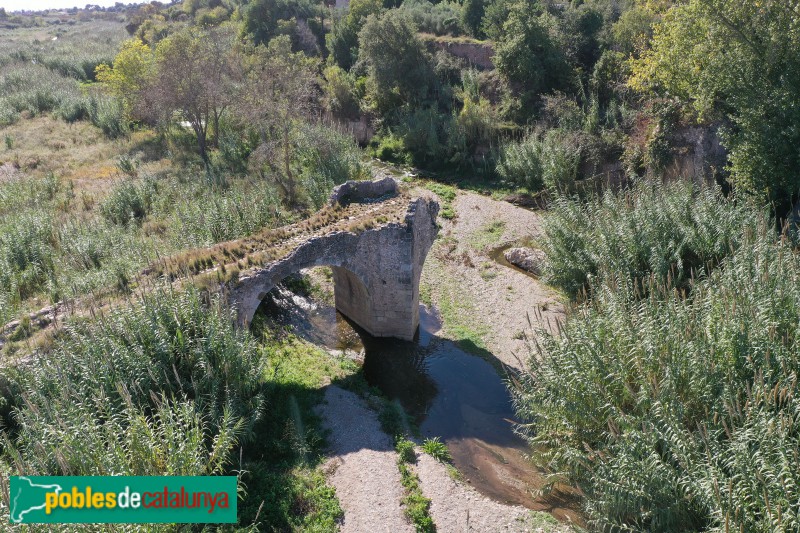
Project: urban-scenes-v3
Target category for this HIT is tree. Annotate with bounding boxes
[150,25,244,164]
[358,11,436,114]
[326,0,383,70]
[239,36,319,205]
[95,38,156,122]
[243,0,320,46]
[611,5,656,57]
[493,2,572,114]
[557,4,604,75]
[461,0,485,39]
[630,0,800,209]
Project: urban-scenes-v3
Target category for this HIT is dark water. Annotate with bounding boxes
[257,283,580,522]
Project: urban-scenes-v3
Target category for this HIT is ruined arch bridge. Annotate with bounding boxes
[228,177,439,341]
[0,177,438,352]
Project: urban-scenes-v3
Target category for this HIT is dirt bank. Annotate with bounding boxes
[317,385,414,533]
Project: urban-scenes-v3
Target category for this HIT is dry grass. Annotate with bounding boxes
[0,116,169,200]
[147,190,413,282]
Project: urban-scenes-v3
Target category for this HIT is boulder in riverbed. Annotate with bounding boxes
[503,247,545,276]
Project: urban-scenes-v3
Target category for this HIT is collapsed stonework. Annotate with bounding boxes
[230,178,439,341]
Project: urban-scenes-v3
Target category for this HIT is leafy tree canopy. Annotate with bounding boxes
[630,0,800,207]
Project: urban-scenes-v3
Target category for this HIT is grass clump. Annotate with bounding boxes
[496,129,581,193]
[541,179,765,297]
[396,437,417,464]
[395,437,435,533]
[468,220,505,251]
[424,181,456,219]
[421,437,451,463]
[513,211,800,531]
[100,177,157,226]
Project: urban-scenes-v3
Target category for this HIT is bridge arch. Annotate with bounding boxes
[230,178,439,341]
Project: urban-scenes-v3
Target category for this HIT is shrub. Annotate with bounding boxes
[1,286,262,491]
[495,129,581,193]
[540,180,765,296]
[322,65,361,119]
[513,228,800,532]
[371,133,411,165]
[297,124,369,208]
[398,0,464,36]
[99,177,157,225]
[170,181,281,247]
[0,210,55,302]
[421,437,451,463]
[396,437,417,464]
[88,94,128,139]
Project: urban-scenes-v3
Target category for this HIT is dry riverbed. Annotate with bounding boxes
[420,190,566,372]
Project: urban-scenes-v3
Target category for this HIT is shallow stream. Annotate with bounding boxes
[257,283,580,522]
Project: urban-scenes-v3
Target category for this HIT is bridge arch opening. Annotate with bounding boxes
[247,265,377,340]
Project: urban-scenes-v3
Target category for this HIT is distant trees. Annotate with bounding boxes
[461,0,485,38]
[358,11,435,114]
[493,2,571,116]
[327,0,383,70]
[150,25,244,164]
[97,25,244,164]
[243,0,321,47]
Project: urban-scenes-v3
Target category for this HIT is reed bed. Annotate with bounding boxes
[515,182,799,531]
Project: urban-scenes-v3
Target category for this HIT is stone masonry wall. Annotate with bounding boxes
[230,182,439,341]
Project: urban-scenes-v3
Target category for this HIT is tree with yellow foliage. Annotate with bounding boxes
[95,38,155,123]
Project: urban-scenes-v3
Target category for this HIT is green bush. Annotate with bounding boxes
[398,0,464,36]
[297,124,369,208]
[395,107,467,169]
[170,181,281,247]
[88,94,128,139]
[396,437,417,464]
[3,286,265,477]
[495,129,581,193]
[0,210,55,302]
[540,180,765,296]
[371,133,411,165]
[513,228,800,532]
[99,177,157,225]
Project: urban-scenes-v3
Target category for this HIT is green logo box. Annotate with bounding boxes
[9,476,237,524]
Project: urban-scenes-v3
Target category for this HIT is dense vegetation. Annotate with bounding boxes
[541,180,765,296]
[2,0,800,530]
[1,286,352,530]
[517,219,800,530]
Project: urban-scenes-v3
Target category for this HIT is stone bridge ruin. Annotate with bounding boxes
[229,177,439,341]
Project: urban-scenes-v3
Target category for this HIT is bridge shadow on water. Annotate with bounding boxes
[254,281,583,524]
